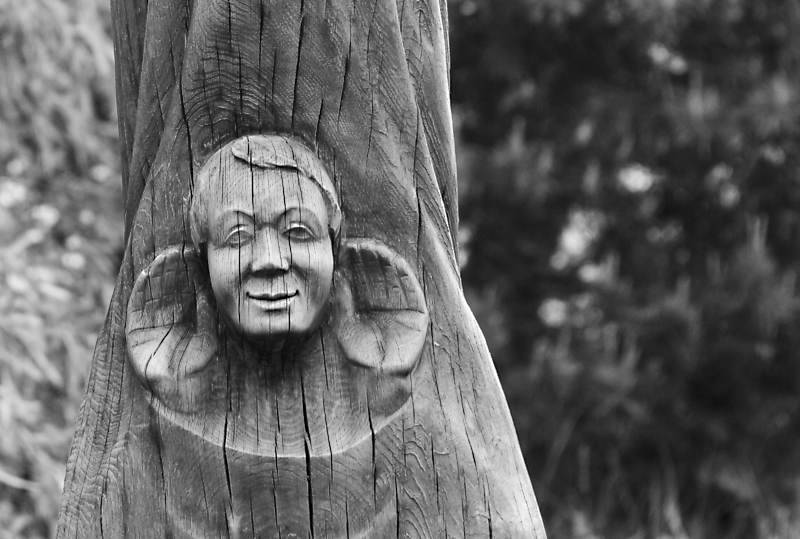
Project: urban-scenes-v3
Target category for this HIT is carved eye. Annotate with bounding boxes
[284,222,315,241]
[224,227,254,247]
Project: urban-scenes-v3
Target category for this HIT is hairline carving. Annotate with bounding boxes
[189,134,342,253]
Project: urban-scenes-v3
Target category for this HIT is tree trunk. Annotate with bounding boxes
[57,1,546,537]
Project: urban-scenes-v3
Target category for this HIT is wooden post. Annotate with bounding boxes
[58,1,546,536]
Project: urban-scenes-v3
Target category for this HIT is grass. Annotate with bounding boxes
[0,0,121,536]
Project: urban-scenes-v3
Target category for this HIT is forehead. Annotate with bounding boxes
[205,160,327,217]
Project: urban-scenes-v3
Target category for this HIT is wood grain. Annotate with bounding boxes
[58,0,547,536]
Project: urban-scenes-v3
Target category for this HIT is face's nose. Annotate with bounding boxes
[249,227,290,275]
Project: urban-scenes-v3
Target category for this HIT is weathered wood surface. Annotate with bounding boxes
[57,0,546,537]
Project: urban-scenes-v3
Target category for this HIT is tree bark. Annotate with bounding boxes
[57,0,546,537]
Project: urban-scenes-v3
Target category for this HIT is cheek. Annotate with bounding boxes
[207,249,244,299]
[297,244,334,298]
[315,257,334,299]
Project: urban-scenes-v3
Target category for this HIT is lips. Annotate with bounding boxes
[246,289,298,310]
[247,290,298,301]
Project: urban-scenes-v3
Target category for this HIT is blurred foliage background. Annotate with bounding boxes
[0,0,120,536]
[1,0,799,537]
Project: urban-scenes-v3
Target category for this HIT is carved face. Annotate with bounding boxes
[128,134,427,416]
[205,164,334,344]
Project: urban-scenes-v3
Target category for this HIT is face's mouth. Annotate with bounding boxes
[246,289,299,311]
[247,290,298,301]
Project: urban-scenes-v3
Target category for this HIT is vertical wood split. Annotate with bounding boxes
[58,0,547,537]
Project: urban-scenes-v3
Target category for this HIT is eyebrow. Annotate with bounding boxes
[217,209,255,223]
[282,206,323,228]
[216,204,324,225]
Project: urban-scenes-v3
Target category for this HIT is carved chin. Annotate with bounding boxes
[228,300,328,346]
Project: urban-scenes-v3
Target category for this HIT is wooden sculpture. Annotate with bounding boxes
[58,1,547,537]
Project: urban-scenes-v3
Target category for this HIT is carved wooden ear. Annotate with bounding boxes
[126,246,218,412]
[332,239,429,375]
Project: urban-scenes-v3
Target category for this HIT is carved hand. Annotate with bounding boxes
[332,239,429,376]
[126,246,218,412]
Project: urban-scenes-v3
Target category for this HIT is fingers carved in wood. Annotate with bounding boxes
[125,246,218,413]
[332,238,429,376]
